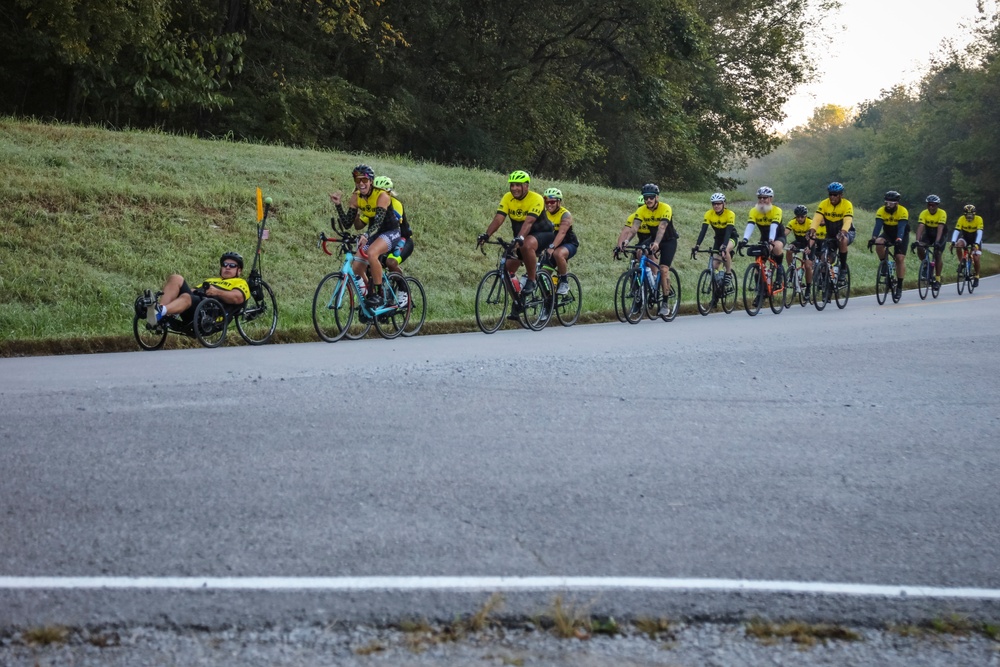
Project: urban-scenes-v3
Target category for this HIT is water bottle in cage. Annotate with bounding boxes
[354,276,367,296]
[510,271,522,293]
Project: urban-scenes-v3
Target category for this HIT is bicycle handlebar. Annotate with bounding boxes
[318,231,358,256]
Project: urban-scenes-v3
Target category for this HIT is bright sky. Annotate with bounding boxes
[778,0,987,131]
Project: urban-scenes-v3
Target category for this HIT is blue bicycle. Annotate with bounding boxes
[312,232,411,341]
[613,244,680,324]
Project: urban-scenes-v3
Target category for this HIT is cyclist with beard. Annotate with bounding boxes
[737,186,785,282]
[915,194,947,288]
[810,181,855,280]
[617,183,679,317]
[867,191,909,294]
[951,204,984,287]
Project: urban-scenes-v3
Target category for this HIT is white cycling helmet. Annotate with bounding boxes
[710,193,726,203]
[756,186,774,198]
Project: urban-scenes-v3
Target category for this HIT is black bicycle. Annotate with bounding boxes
[692,247,737,315]
[475,237,554,333]
[133,194,279,350]
[810,238,850,311]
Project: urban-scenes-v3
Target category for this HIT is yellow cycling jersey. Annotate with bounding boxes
[703,208,735,230]
[812,197,854,231]
[787,216,811,237]
[748,205,783,232]
[955,214,983,233]
[497,190,545,224]
[875,204,908,227]
[544,205,578,245]
[627,201,674,236]
[202,277,250,301]
[918,208,947,228]
[355,187,389,224]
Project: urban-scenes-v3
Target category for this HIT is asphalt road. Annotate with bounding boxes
[1,275,998,629]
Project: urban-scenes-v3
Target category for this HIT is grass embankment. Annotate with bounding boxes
[1,118,997,356]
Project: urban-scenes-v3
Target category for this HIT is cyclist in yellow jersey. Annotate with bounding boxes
[810,181,855,277]
[951,203,984,287]
[693,192,736,281]
[914,194,947,287]
[616,183,679,317]
[867,190,909,293]
[539,188,578,296]
[330,164,400,308]
[786,205,815,299]
[371,175,412,307]
[146,251,249,325]
[737,187,786,281]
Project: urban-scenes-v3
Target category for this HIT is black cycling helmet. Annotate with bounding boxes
[220,251,244,270]
[793,205,808,217]
[884,190,901,202]
[641,183,660,197]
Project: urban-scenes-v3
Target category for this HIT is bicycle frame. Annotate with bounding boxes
[319,233,403,319]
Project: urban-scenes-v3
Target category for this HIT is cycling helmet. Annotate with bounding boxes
[710,192,726,203]
[964,204,976,215]
[508,170,530,183]
[636,195,645,205]
[352,164,375,180]
[641,183,660,197]
[926,194,941,204]
[827,182,845,194]
[756,186,774,198]
[793,205,808,217]
[373,175,393,191]
[543,187,563,200]
[884,190,901,202]
[220,251,244,270]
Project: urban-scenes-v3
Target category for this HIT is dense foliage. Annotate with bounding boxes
[0,0,828,189]
[741,4,1000,236]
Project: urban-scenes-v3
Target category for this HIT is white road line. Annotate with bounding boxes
[2,577,1000,600]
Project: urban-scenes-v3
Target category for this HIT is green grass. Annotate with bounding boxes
[2,117,998,354]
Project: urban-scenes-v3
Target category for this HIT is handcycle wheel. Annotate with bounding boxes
[555,273,582,326]
[132,302,167,351]
[236,280,278,345]
[875,260,889,305]
[769,264,784,315]
[193,297,229,348]
[312,272,355,342]
[613,271,630,323]
[623,269,645,324]
[521,271,553,331]
[835,265,851,309]
[812,262,829,311]
[401,276,427,336]
[917,259,930,300]
[743,263,762,316]
[374,273,411,339]
[696,269,713,315]
[475,269,508,334]
[660,267,680,321]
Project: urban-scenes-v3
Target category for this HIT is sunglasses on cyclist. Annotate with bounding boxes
[221,262,239,268]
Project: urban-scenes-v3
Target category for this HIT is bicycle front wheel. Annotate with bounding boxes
[660,267,680,321]
[956,263,966,295]
[237,280,278,344]
[931,269,941,298]
[782,265,797,310]
[313,272,355,342]
[696,270,713,315]
[812,263,829,311]
[133,313,168,351]
[373,273,411,339]
[613,271,629,323]
[835,265,851,309]
[555,273,582,326]
[521,272,553,331]
[193,297,228,348]
[475,270,508,334]
[623,269,645,324]
[876,260,889,305]
[743,263,762,316]
[401,276,426,336]
[967,262,976,294]
[917,259,930,300]
[769,264,784,315]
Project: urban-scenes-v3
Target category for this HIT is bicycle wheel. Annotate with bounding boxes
[956,262,966,295]
[917,259,929,300]
[133,313,167,350]
[613,271,629,323]
[475,269,509,334]
[521,271,554,331]
[373,273,411,339]
[875,260,889,305]
[312,272,354,342]
[967,261,976,294]
[236,280,278,344]
[401,276,426,336]
[721,272,737,314]
[623,269,645,324]
[193,297,228,348]
[812,263,829,311]
[696,269,713,315]
[931,268,941,298]
[660,267,680,321]
[835,265,851,309]
[644,279,661,320]
[743,263,762,316]
[782,264,797,310]
[769,264,784,315]
[555,273,582,326]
